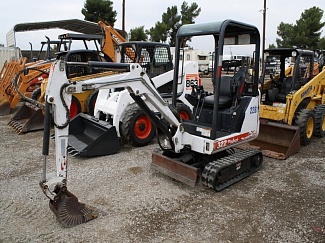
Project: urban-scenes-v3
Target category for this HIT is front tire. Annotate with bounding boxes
[295,109,315,145]
[121,104,156,146]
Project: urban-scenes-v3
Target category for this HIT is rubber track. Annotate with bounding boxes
[202,149,262,191]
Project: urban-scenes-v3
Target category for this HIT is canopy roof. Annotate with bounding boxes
[6,19,105,47]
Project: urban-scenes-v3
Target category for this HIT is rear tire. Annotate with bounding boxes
[314,105,325,137]
[70,96,81,119]
[175,103,193,121]
[295,109,315,145]
[86,90,98,115]
[121,104,156,146]
[31,87,41,101]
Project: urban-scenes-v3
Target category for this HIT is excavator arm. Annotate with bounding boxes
[98,21,126,62]
[40,59,184,227]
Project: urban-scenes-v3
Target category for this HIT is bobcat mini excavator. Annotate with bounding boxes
[40,19,263,227]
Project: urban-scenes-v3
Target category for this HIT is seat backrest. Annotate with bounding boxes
[219,76,232,97]
[280,76,293,95]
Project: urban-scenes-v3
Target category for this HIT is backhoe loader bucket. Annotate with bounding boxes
[8,102,44,134]
[68,113,120,157]
[49,187,97,228]
[238,121,300,160]
[0,89,11,115]
[0,97,10,115]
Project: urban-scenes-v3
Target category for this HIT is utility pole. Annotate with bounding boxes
[122,0,126,38]
[262,0,266,66]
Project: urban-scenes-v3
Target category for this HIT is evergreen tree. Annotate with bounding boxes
[146,1,201,46]
[129,26,148,41]
[276,6,324,49]
[81,0,117,26]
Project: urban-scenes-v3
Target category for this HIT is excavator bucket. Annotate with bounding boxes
[68,113,121,157]
[238,121,301,160]
[8,102,44,134]
[49,188,97,228]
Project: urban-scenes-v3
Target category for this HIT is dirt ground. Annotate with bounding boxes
[1,85,325,242]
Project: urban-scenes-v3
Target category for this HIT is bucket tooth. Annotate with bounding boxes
[67,146,80,156]
[49,189,97,228]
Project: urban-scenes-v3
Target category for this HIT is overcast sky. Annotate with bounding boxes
[0,0,324,55]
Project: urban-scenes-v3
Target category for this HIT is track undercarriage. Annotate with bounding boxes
[152,148,263,191]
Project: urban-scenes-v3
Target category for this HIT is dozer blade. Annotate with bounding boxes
[237,121,300,160]
[68,113,121,157]
[8,102,44,134]
[49,188,97,228]
[151,152,200,187]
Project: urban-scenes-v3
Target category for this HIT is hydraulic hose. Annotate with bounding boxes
[12,67,48,109]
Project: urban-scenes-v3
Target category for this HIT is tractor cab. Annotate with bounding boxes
[261,48,315,104]
[172,20,260,140]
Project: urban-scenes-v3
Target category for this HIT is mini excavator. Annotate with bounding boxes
[40,19,263,227]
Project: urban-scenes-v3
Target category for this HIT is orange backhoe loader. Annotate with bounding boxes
[0,39,62,115]
[8,21,127,134]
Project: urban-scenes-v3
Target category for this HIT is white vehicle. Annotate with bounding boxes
[40,19,263,228]
[171,47,210,73]
[66,41,200,156]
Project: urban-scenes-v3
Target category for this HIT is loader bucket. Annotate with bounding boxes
[8,102,44,134]
[68,113,120,157]
[238,121,300,160]
[49,187,97,228]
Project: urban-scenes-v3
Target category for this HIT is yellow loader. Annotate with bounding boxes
[240,48,325,159]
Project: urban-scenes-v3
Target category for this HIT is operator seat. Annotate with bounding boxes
[276,76,292,101]
[202,76,233,108]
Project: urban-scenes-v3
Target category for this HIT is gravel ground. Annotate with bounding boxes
[0,108,325,242]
